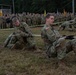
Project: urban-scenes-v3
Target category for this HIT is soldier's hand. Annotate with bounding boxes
[28,34,33,37]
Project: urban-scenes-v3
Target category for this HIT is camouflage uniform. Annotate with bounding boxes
[41,24,76,60]
[4,22,36,49]
[0,17,6,29]
[58,21,73,31]
[70,18,76,29]
[19,22,36,49]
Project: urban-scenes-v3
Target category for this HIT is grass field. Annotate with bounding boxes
[0,26,76,75]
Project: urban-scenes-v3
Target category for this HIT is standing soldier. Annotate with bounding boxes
[32,13,37,25]
[36,14,41,25]
[26,13,32,26]
[5,14,11,28]
[41,14,45,24]
[41,13,76,66]
[0,16,6,29]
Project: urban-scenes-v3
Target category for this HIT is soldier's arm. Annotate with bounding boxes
[19,30,30,37]
[15,29,30,37]
[58,25,61,31]
[23,23,33,36]
[60,35,75,40]
[41,29,50,43]
[25,28,33,36]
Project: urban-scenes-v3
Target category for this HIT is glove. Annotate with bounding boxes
[65,35,74,40]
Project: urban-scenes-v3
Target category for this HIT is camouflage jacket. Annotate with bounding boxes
[15,22,33,37]
[41,24,61,44]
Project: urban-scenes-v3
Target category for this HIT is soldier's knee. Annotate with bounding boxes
[12,41,24,49]
[66,41,72,53]
[57,48,66,60]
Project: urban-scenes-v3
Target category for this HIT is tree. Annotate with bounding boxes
[0,0,75,13]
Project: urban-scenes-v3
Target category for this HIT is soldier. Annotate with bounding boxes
[4,17,36,50]
[41,13,76,66]
[58,20,73,31]
[5,14,11,28]
[31,13,37,25]
[70,18,76,28]
[0,16,6,29]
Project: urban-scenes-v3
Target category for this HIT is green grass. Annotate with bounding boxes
[0,27,76,75]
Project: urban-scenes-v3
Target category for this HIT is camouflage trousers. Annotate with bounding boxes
[26,37,36,49]
[4,33,36,50]
[4,33,25,49]
[46,38,76,60]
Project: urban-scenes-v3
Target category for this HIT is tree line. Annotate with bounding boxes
[0,0,76,13]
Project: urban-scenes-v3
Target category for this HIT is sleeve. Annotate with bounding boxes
[16,30,29,37]
[23,23,33,36]
[20,30,29,37]
[41,29,49,43]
